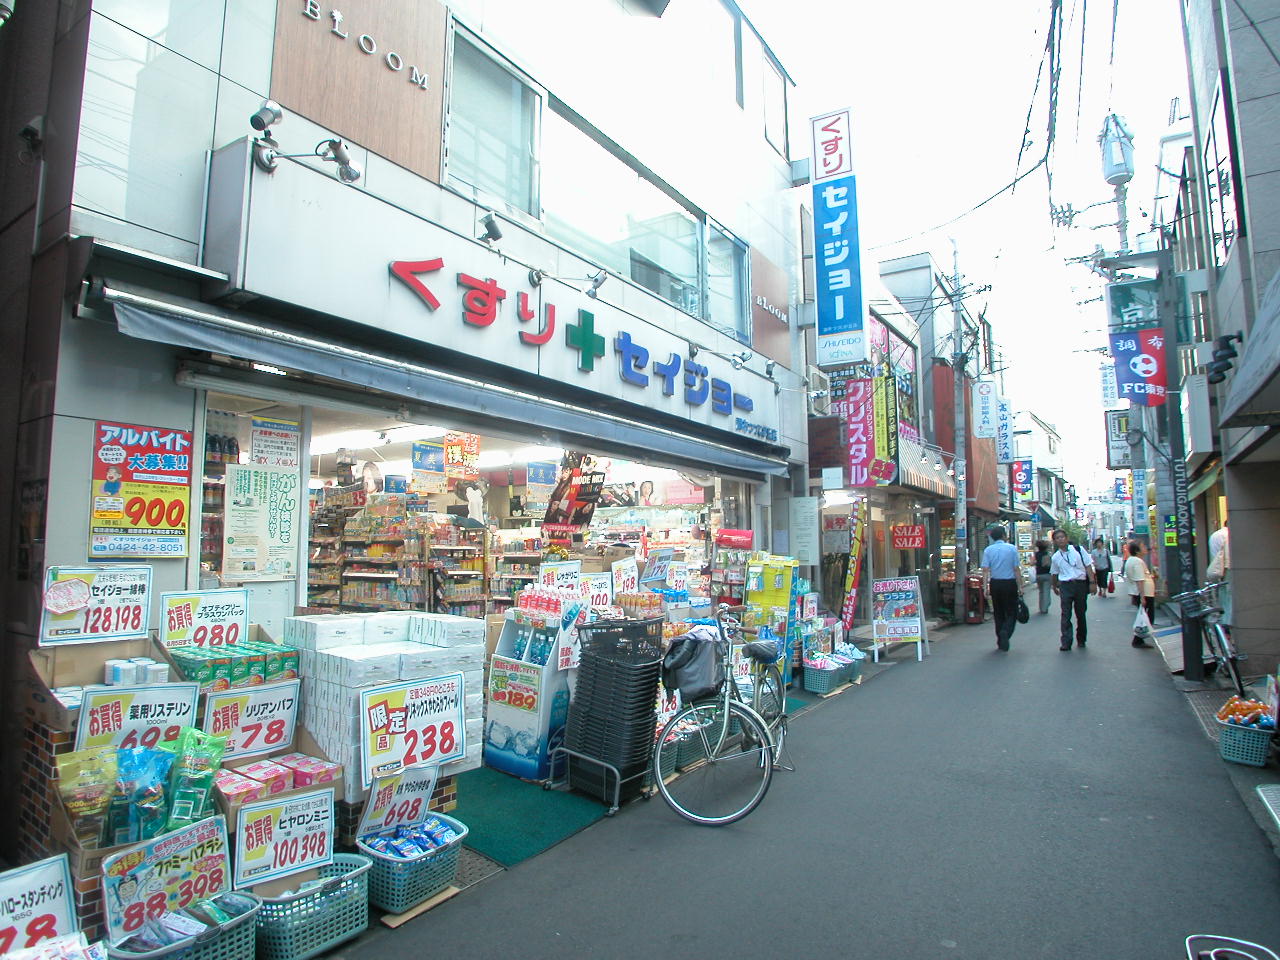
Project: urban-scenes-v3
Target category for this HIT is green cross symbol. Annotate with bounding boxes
[565,309,606,372]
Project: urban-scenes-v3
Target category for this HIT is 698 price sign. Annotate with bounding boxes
[234,790,334,888]
[75,682,200,751]
[159,588,249,649]
[0,855,75,954]
[360,674,466,788]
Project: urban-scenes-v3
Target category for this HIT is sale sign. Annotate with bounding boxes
[0,855,75,955]
[582,573,613,608]
[360,675,466,786]
[611,557,638,595]
[539,560,581,592]
[40,565,151,645]
[90,421,192,559]
[234,790,333,889]
[159,588,249,649]
[102,816,230,944]
[202,680,300,760]
[488,657,540,713]
[75,682,200,751]
[667,562,688,592]
[639,548,674,587]
[357,764,440,837]
[443,431,480,482]
[891,525,926,550]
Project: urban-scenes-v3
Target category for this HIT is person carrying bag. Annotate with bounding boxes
[1090,538,1113,600]
[1122,540,1157,649]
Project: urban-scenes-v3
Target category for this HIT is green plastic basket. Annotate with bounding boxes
[802,663,844,695]
[1218,720,1274,767]
[255,854,371,960]
[355,814,469,914]
[107,895,262,960]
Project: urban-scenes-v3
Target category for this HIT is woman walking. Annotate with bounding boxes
[1122,541,1157,648]
[1090,537,1113,599]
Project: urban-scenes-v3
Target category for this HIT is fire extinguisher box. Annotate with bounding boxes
[483,614,570,781]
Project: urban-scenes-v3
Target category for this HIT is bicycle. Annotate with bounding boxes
[652,604,789,825]
[1186,934,1280,959]
[1171,582,1246,698]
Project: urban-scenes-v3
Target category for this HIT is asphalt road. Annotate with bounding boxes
[345,593,1280,960]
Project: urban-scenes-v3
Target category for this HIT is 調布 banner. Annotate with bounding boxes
[1109,327,1168,407]
[90,421,193,559]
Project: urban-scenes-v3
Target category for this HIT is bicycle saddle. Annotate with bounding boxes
[742,640,779,664]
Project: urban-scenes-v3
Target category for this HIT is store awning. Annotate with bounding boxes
[96,282,790,480]
[1187,462,1222,501]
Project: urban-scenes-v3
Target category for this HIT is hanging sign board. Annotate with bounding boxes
[203,680,301,761]
[0,855,76,954]
[233,790,334,889]
[40,565,152,646]
[75,682,200,751]
[89,421,193,559]
[410,441,446,494]
[360,674,466,787]
[357,764,442,837]
[159,588,249,649]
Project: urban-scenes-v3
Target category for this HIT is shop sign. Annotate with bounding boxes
[222,464,300,582]
[810,108,866,367]
[581,573,613,608]
[1132,468,1149,534]
[40,565,151,646]
[410,441,446,494]
[102,816,230,944]
[788,497,820,566]
[358,764,440,837]
[234,791,333,889]
[360,675,466,786]
[74,682,199,751]
[540,560,581,592]
[1100,362,1121,408]
[840,500,868,630]
[443,432,480,482]
[1108,327,1168,407]
[996,396,1015,463]
[1105,409,1133,470]
[0,855,75,954]
[1106,277,1160,330]
[872,577,925,643]
[524,461,558,509]
[159,588,249,649]
[611,557,639,595]
[1164,514,1178,546]
[488,657,540,713]
[891,525,927,550]
[844,379,894,487]
[203,680,301,761]
[90,421,192,559]
[1012,460,1034,502]
[249,418,301,468]
[973,382,998,438]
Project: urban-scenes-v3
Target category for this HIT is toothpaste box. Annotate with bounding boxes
[236,759,295,794]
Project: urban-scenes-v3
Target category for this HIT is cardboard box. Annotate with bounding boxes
[28,637,157,731]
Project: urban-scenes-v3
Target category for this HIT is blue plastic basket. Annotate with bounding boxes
[106,894,262,960]
[802,663,845,695]
[255,854,371,960]
[355,813,469,914]
[1218,720,1273,767]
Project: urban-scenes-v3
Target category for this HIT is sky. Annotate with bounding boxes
[742,0,1190,499]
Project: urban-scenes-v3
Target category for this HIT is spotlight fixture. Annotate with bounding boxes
[1207,330,1244,384]
[251,126,361,185]
[584,269,608,298]
[249,100,283,133]
[478,212,503,243]
[807,390,828,401]
[688,343,700,359]
[730,350,753,370]
[0,0,14,31]
[764,359,777,378]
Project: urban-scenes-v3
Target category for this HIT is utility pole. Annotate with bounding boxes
[951,240,968,622]
[1114,182,1130,253]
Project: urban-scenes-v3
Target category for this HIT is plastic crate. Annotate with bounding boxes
[107,894,262,960]
[802,663,845,695]
[255,854,371,960]
[576,618,664,665]
[1218,720,1274,767]
[356,813,468,914]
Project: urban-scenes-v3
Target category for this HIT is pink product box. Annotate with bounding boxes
[274,752,342,786]
[236,759,295,794]
[215,771,266,804]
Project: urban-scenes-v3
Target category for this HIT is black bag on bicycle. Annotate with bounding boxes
[662,625,724,703]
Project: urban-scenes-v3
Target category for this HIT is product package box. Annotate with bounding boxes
[484,615,570,781]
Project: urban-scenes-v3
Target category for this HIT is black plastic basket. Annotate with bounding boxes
[576,618,665,665]
[567,756,649,803]
[577,654,664,678]
[568,692,659,719]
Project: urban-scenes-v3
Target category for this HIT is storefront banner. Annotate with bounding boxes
[410,441,446,494]
[1012,460,1034,502]
[872,577,924,643]
[75,682,199,751]
[539,561,581,592]
[640,548,674,586]
[40,565,152,646]
[995,396,1015,464]
[840,500,868,629]
[821,515,850,553]
[1105,409,1133,470]
[1114,477,1131,501]
[1106,277,1160,329]
[846,379,876,487]
[810,110,866,367]
[973,382,998,438]
[788,497,820,566]
[360,675,466,786]
[488,657,540,713]
[1109,327,1168,407]
[891,525,926,550]
[234,790,333,889]
[203,680,301,761]
[872,376,899,483]
[611,557,639,595]
[102,816,230,945]
[249,418,301,468]
[524,461,558,508]
[357,764,440,838]
[159,588,249,649]
[0,855,75,954]
[90,421,192,560]
[661,479,704,505]
[443,432,480,482]
[1132,468,1149,534]
[222,464,300,582]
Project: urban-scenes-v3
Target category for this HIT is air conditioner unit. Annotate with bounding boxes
[806,366,832,416]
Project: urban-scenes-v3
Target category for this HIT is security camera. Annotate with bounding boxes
[584,270,608,299]
[478,212,503,243]
[18,116,44,152]
[249,100,283,132]
[325,139,352,166]
[336,160,362,184]
[764,360,777,378]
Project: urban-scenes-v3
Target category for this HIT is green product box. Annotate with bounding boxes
[203,651,232,692]
[277,645,300,680]
[169,647,214,690]
[256,643,285,684]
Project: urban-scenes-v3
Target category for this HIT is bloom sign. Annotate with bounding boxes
[1109,327,1167,406]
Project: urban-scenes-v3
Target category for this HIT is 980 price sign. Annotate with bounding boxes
[160,589,249,649]
[234,790,334,888]
[0,855,74,955]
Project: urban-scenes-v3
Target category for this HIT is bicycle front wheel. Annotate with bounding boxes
[654,701,773,826]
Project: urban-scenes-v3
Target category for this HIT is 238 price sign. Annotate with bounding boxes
[360,675,467,787]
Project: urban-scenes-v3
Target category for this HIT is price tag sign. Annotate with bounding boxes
[611,557,638,595]
[74,682,200,751]
[40,565,151,645]
[488,657,540,712]
[360,675,466,787]
[539,560,581,592]
[233,790,333,889]
[640,548,674,587]
[159,589,249,649]
[202,680,301,760]
[356,764,441,838]
[0,855,75,955]
[102,816,230,945]
[667,562,688,592]
[581,573,613,607]
[555,599,587,672]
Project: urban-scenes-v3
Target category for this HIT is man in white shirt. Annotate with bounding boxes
[1050,529,1096,650]
[981,526,1025,652]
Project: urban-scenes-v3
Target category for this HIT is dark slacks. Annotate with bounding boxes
[990,578,1019,650]
[1059,580,1090,646]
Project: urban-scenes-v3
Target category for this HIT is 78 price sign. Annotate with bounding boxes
[202,680,300,760]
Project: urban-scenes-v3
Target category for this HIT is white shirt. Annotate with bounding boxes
[1050,544,1092,581]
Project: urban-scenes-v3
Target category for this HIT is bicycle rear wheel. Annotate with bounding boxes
[654,701,773,826]
[1209,622,1247,697]
[752,664,786,753]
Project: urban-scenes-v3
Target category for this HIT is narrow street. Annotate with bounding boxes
[353,597,1280,960]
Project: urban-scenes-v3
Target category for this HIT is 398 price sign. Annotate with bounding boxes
[0,856,74,955]
[234,790,334,888]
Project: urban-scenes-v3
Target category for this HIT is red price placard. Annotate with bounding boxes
[75,682,200,751]
[360,675,467,787]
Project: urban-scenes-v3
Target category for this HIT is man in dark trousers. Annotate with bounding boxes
[981,526,1025,652]
[1050,529,1097,650]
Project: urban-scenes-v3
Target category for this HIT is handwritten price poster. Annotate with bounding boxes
[360,675,466,787]
[234,790,334,889]
[90,421,192,559]
[581,573,612,608]
[540,560,581,592]
[159,589,249,649]
[203,680,301,760]
[357,764,441,837]
[0,855,75,955]
[102,816,230,945]
[75,682,200,751]
[40,565,152,645]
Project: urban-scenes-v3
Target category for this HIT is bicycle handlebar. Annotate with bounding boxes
[718,604,751,614]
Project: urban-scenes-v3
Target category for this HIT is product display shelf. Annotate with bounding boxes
[307,504,357,608]
[491,549,542,608]
[427,524,487,617]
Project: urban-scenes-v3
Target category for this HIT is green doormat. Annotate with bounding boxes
[453,767,606,867]
[786,695,814,716]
